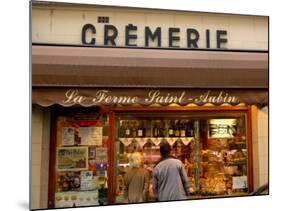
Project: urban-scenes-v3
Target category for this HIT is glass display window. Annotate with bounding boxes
[52,110,110,208]
[114,111,249,202]
[198,117,248,196]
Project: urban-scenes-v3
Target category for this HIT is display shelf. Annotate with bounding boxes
[188,191,249,199]
[226,159,247,166]
[229,142,247,150]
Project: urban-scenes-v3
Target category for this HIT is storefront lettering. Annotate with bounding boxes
[63,89,86,104]
[194,91,238,104]
[81,24,227,49]
[92,90,138,104]
[62,89,239,105]
[144,90,186,104]
[145,27,161,47]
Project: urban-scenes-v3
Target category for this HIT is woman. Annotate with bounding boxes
[124,152,149,203]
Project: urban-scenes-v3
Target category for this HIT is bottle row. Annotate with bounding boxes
[118,119,194,138]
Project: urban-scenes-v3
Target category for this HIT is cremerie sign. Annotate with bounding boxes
[81,24,228,49]
[32,4,268,51]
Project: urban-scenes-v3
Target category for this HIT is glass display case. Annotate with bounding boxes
[114,112,248,202]
[53,112,110,208]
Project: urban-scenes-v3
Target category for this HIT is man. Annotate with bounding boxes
[152,141,189,201]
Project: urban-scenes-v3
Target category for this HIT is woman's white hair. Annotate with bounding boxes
[127,152,143,168]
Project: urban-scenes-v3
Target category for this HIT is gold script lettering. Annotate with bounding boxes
[92,90,138,104]
[178,91,186,104]
[62,89,85,104]
[111,96,138,104]
[145,90,160,104]
[92,90,109,103]
[145,90,186,104]
[194,91,238,104]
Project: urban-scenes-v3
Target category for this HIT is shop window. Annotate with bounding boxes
[53,111,109,208]
[114,112,248,202]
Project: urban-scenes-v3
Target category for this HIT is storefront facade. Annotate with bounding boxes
[31,2,268,210]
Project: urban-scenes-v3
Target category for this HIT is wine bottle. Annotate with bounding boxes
[185,121,190,137]
[174,120,180,137]
[190,122,194,137]
[153,121,159,137]
[186,121,194,137]
[142,120,147,137]
[157,120,163,137]
[125,121,131,137]
[180,120,186,137]
[168,120,175,137]
[137,120,146,137]
[119,121,126,137]
[132,121,137,138]
[161,120,168,137]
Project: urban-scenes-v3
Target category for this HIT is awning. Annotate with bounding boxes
[32,45,268,107]
[32,88,268,107]
[32,45,268,88]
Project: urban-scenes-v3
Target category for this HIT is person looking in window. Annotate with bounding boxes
[152,141,189,201]
[124,152,149,203]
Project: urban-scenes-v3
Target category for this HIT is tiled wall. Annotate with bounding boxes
[252,106,269,190]
[31,106,50,209]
